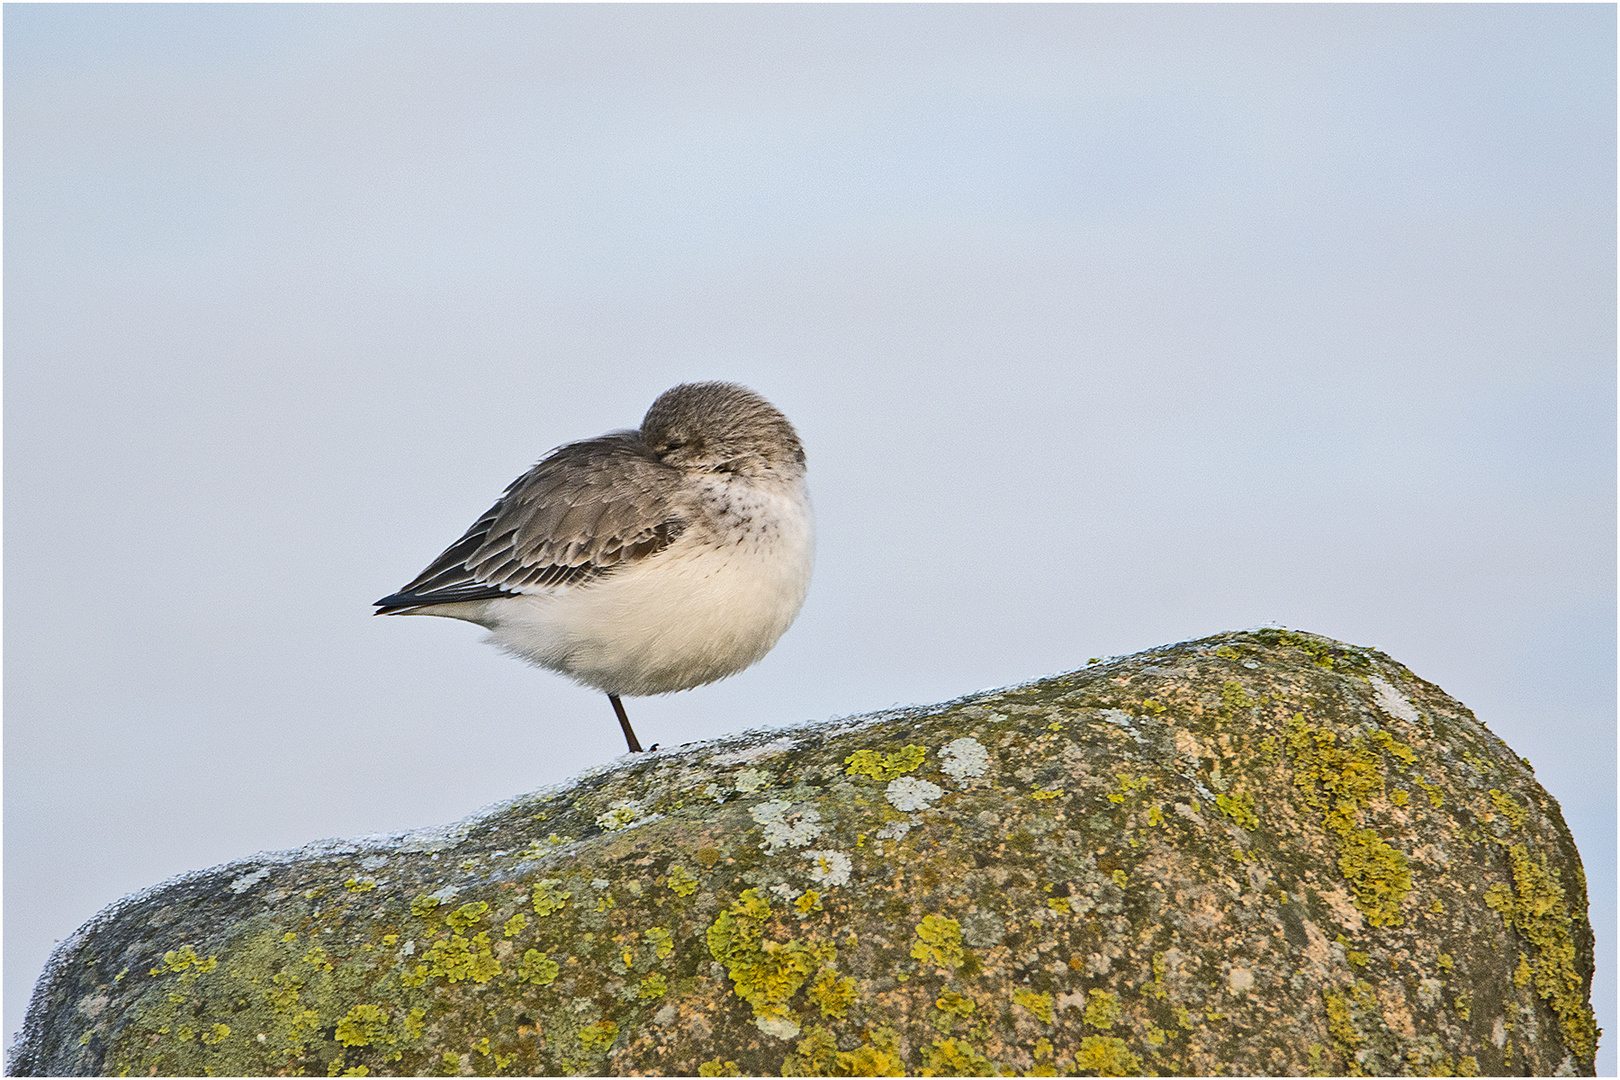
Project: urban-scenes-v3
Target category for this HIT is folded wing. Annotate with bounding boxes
[374,432,687,612]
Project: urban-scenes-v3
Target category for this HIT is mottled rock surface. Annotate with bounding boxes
[11,629,1597,1077]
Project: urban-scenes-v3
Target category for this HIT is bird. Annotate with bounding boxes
[375,382,814,754]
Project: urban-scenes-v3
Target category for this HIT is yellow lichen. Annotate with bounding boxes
[1489,842,1598,1059]
[1083,989,1120,1029]
[148,945,217,977]
[844,745,927,781]
[335,1005,387,1048]
[1216,790,1258,829]
[665,864,700,897]
[1488,789,1529,829]
[698,1060,742,1077]
[910,915,965,969]
[1285,713,1413,926]
[516,949,559,985]
[706,889,835,1022]
[531,880,571,916]
[578,1021,618,1053]
[783,1026,905,1076]
[807,970,857,1018]
[645,926,675,958]
[1072,1035,1141,1075]
[445,901,488,932]
[922,1038,996,1076]
[1013,988,1054,1024]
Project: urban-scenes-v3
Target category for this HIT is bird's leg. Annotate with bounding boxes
[608,694,643,753]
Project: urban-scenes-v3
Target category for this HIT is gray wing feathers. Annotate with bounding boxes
[376,433,687,610]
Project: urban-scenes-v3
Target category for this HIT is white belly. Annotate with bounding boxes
[476,482,813,696]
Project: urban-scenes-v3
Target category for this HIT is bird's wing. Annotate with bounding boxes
[375,432,688,610]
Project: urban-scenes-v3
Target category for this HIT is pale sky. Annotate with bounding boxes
[6,5,1615,1067]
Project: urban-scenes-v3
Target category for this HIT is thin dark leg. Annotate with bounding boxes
[608,694,643,753]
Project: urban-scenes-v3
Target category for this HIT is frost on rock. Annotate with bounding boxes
[710,738,797,766]
[940,737,990,783]
[749,800,823,853]
[804,849,852,887]
[1370,676,1423,726]
[885,775,944,812]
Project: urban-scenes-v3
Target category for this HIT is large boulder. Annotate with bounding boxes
[10,629,1597,1076]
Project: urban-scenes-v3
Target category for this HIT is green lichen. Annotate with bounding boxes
[1221,680,1256,711]
[578,1020,618,1053]
[404,930,500,986]
[844,744,927,781]
[638,973,668,1000]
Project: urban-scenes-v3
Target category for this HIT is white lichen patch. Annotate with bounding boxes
[595,799,648,832]
[733,769,771,794]
[1369,676,1422,725]
[804,849,852,887]
[875,821,913,840]
[755,1016,801,1040]
[1418,978,1443,1008]
[750,800,823,853]
[1228,967,1253,994]
[770,882,799,901]
[359,855,389,870]
[227,868,271,894]
[885,776,944,811]
[940,737,990,783]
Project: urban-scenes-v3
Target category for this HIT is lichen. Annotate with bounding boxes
[1285,712,1413,926]
[910,914,965,969]
[1072,1035,1142,1075]
[1490,842,1598,1059]
[20,628,1591,1079]
[844,745,927,781]
[706,889,837,1023]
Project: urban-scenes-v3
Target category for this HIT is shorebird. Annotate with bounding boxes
[375,382,813,753]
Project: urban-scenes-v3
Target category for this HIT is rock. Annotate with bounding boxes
[10,629,1598,1076]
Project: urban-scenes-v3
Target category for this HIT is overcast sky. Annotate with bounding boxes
[6,4,1614,1067]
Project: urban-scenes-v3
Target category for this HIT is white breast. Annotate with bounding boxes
[480,476,814,697]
